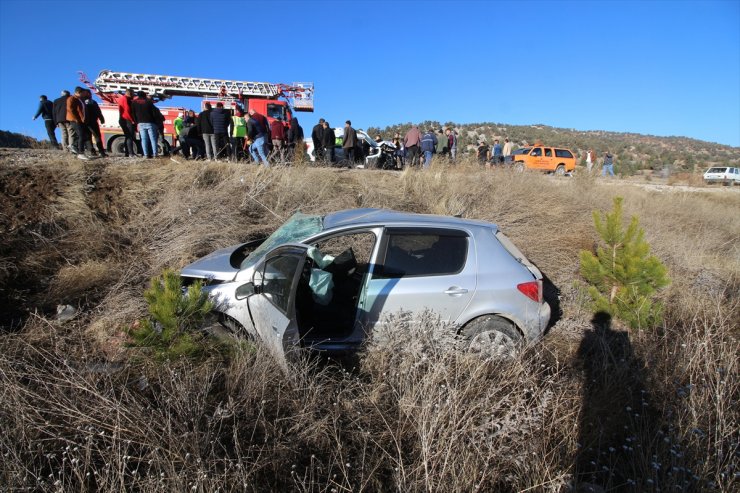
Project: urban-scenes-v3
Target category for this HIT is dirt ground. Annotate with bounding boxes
[0,149,132,328]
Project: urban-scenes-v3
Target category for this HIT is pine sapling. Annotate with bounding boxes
[579,197,670,330]
[129,269,215,359]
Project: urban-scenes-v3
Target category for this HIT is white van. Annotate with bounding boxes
[703,167,740,185]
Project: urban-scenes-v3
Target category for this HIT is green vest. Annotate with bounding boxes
[232,116,246,137]
[174,116,183,136]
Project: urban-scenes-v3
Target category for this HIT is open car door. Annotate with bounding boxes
[246,244,309,364]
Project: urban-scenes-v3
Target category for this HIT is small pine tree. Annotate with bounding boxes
[580,197,670,330]
[129,269,215,359]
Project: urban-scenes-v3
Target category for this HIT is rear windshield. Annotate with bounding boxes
[706,167,727,173]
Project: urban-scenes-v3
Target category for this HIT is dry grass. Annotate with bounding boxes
[0,151,738,491]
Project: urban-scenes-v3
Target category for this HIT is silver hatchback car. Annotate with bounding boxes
[181,209,551,356]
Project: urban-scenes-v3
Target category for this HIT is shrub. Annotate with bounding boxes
[128,269,215,359]
[579,197,670,329]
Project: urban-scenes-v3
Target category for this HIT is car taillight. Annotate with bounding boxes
[517,280,542,303]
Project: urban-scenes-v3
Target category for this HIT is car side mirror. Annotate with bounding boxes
[235,282,258,300]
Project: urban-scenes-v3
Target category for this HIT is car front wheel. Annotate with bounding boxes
[461,315,522,358]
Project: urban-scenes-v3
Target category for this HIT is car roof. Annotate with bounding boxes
[322,208,498,232]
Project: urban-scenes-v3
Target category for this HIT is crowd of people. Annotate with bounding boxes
[34,90,615,174]
[165,101,304,166]
[34,88,109,160]
[308,122,462,170]
[35,87,305,166]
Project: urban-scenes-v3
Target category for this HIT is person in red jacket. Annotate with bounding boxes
[117,89,136,157]
[270,119,286,161]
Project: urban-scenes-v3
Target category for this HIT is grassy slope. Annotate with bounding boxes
[0,151,738,491]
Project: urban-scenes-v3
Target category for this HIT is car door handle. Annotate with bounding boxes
[444,287,468,295]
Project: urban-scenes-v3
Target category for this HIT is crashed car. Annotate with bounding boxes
[305,129,397,169]
[181,209,551,357]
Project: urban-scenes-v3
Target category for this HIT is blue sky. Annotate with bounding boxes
[1,0,738,146]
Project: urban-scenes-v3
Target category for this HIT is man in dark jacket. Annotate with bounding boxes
[420,128,438,169]
[321,121,335,164]
[342,120,357,166]
[33,95,58,147]
[311,118,325,161]
[198,103,214,160]
[130,91,159,158]
[53,90,75,151]
[148,95,169,156]
[287,117,304,161]
[83,90,106,157]
[209,102,230,160]
[179,110,205,159]
[247,108,269,166]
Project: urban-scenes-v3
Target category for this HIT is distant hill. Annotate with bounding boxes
[366,122,740,174]
[0,130,44,149]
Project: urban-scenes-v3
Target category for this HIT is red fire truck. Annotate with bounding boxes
[80,70,314,156]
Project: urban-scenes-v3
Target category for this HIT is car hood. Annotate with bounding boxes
[181,244,243,281]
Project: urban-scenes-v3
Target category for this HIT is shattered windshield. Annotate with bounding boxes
[240,212,323,269]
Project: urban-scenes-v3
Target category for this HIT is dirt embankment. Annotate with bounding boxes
[0,149,130,328]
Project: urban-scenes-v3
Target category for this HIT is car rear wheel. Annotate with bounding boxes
[462,315,522,358]
[514,162,525,172]
[555,164,565,176]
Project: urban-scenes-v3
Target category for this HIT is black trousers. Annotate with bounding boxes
[313,139,323,160]
[74,121,90,154]
[43,119,58,146]
[86,122,105,155]
[324,146,335,163]
[119,119,136,156]
[406,145,419,166]
[215,133,230,158]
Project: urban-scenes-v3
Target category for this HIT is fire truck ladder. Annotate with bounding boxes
[90,70,314,111]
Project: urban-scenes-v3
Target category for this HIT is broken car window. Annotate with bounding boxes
[241,212,323,270]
